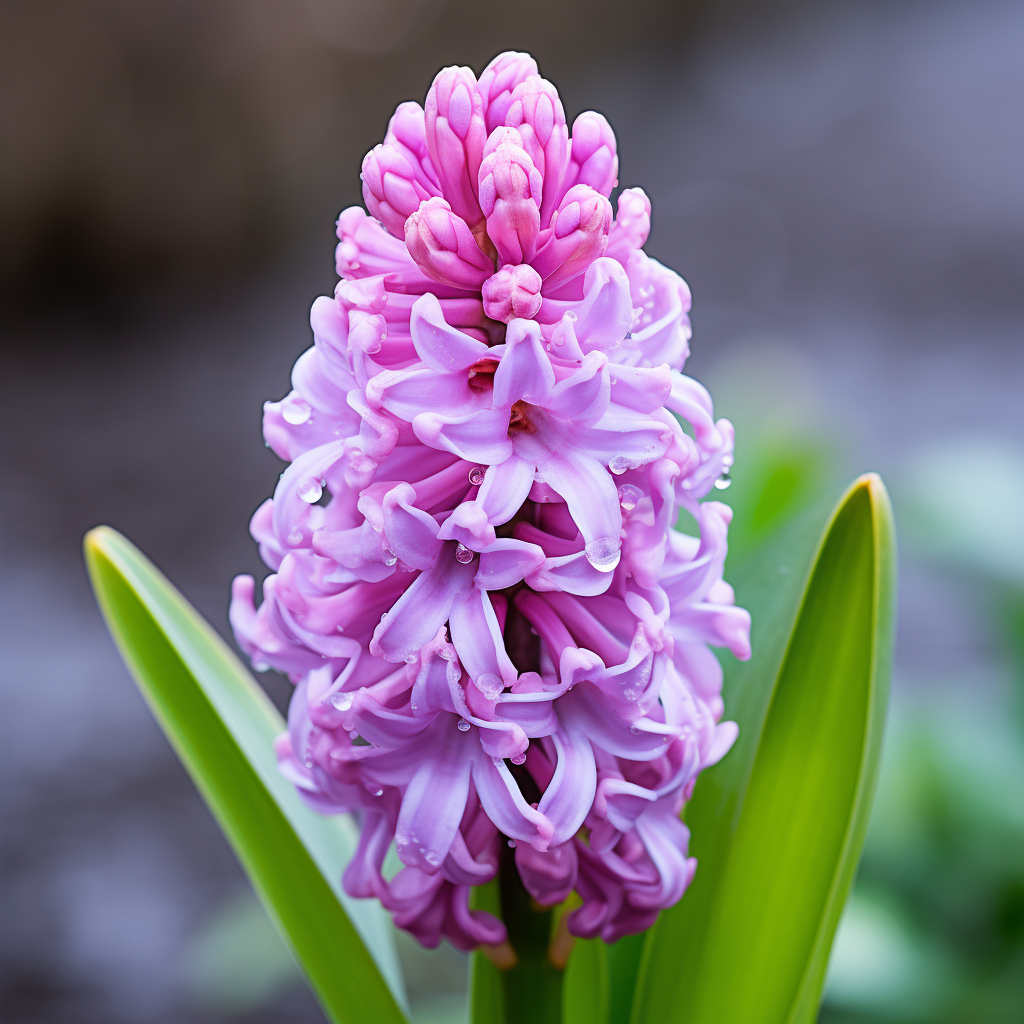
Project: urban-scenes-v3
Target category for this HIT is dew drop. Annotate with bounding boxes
[510,752,527,765]
[384,550,398,566]
[722,453,735,469]
[609,456,632,475]
[585,537,621,573]
[457,718,471,732]
[455,542,476,564]
[714,470,732,490]
[507,839,517,848]
[298,478,323,503]
[374,788,384,797]
[477,673,503,700]
[331,692,354,712]
[349,729,359,740]
[287,528,303,545]
[630,725,640,734]
[424,850,442,866]
[468,466,486,486]
[282,398,312,425]
[253,660,270,673]
[617,484,642,511]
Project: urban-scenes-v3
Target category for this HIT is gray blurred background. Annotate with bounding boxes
[2,1,1022,1021]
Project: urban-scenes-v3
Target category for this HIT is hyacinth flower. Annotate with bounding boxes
[228,50,751,952]
[87,47,896,1024]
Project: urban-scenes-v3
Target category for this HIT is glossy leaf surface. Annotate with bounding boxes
[85,527,408,1024]
[633,474,896,1024]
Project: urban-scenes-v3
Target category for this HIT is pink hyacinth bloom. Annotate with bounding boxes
[232,51,750,953]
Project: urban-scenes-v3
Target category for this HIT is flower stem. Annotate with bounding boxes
[497,843,564,1023]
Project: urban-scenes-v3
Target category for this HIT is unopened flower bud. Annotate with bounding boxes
[384,101,440,192]
[478,127,543,266]
[504,75,570,225]
[405,197,494,290]
[477,51,539,132]
[424,66,488,227]
[564,111,619,197]
[531,184,612,289]
[361,143,438,239]
[482,263,543,323]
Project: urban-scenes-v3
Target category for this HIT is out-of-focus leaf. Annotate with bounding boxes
[633,474,896,1024]
[468,881,505,1024]
[901,436,1024,585]
[606,933,644,1024]
[84,526,408,1024]
[563,936,609,1024]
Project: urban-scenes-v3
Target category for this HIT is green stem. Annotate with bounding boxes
[498,842,564,1024]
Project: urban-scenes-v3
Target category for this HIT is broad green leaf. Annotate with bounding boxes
[563,937,609,1024]
[633,473,896,1024]
[468,881,505,1024]
[84,526,408,1024]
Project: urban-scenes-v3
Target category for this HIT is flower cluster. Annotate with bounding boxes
[231,51,750,950]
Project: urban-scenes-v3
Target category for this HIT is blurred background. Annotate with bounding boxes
[2,0,1022,1021]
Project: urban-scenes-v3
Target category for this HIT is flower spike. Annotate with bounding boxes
[232,52,749,953]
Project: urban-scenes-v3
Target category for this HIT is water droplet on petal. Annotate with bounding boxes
[287,528,303,545]
[349,729,359,739]
[608,456,631,475]
[253,660,270,673]
[455,543,476,564]
[507,839,517,848]
[374,788,384,797]
[722,453,735,469]
[384,550,398,566]
[477,673,504,699]
[714,470,732,490]
[457,718,471,732]
[630,724,640,734]
[405,653,418,664]
[510,752,527,765]
[585,537,621,573]
[298,478,323,503]
[282,397,312,425]
[424,850,442,866]
[468,466,486,486]
[617,484,642,511]
[331,692,354,711]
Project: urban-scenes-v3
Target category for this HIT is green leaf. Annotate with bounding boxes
[632,473,896,1024]
[468,881,505,1024]
[563,937,609,1024]
[84,526,409,1024]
